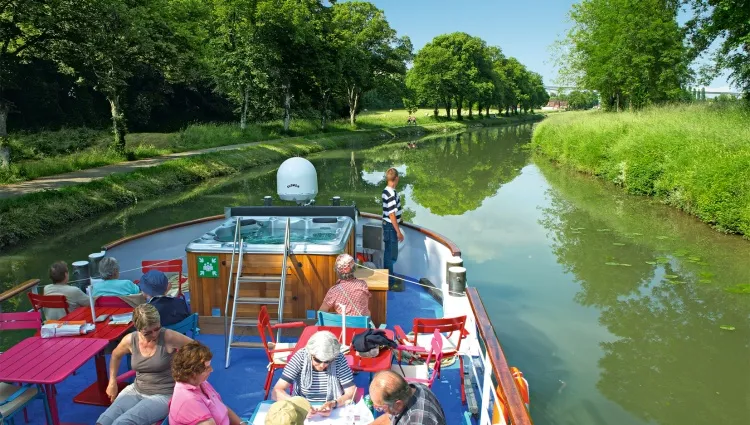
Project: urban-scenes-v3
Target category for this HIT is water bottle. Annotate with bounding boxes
[364,395,373,413]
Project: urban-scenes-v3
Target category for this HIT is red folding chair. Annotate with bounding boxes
[394,316,469,403]
[94,296,132,308]
[257,306,306,400]
[135,260,187,299]
[27,293,69,321]
[392,329,444,388]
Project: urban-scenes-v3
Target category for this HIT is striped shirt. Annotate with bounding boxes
[280,350,355,402]
[382,186,402,224]
[391,384,447,425]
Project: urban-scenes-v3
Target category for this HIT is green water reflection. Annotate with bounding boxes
[1,124,748,425]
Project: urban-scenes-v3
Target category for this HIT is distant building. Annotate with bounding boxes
[543,100,569,111]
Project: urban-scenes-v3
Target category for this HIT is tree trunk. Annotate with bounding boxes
[0,101,9,169]
[347,84,359,126]
[320,90,329,131]
[433,103,439,118]
[108,94,127,151]
[477,102,483,117]
[486,106,490,116]
[444,98,451,118]
[455,97,463,120]
[468,101,474,118]
[283,84,292,132]
[240,86,249,130]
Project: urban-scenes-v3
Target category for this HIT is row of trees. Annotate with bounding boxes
[0,0,411,158]
[557,0,748,110]
[549,90,600,110]
[406,32,549,118]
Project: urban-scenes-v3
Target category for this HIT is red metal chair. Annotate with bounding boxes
[27,293,69,321]
[0,311,41,332]
[135,260,187,299]
[94,296,132,308]
[394,316,469,403]
[257,306,306,400]
[392,329,444,388]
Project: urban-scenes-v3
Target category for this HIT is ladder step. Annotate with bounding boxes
[235,297,280,305]
[237,275,283,283]
[232,318,278,326]
[229,341,265,349]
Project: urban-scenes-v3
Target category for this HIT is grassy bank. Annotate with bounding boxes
[0,131,389,250]
[0,109,543,184]
[531,104,750,236]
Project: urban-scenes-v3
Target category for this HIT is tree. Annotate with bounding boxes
[332,1,411,126]
[407,40,455,118]
[49,0,203,150]
[685,0,750,101]
[557,0,690,110]
[567,90,599,110]
[0,0,83,166]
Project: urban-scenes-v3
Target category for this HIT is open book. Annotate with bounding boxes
[109,312,133,325]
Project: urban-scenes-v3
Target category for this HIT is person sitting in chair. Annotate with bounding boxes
[43,261,91,320]
[140,270,190,326]
[272,331,357,414]
[92,257,141,297]
[319,254,371,318]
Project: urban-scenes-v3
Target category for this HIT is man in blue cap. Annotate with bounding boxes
[139,270,190,326]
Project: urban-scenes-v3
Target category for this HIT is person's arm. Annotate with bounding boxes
[319,288,335,313]
[272,379,292,401]
[226,406,243,425]
[107,333,133,402]
[127,280,141,295]
[72,287,91,308]
[164,328,193,352]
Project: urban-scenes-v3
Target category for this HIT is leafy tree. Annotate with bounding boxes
[684,0,750,101]
[407,40,455,117]
[0,0,83,166]
[49,0,203,150]
[332,1,411,126]
[557,0,690,110]
[567,90,599,110]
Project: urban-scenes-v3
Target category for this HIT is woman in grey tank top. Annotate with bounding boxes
[97,304,193,425]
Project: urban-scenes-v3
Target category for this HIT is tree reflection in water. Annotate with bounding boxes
[537,159,750,425]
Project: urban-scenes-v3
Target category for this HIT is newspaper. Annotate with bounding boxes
[40,323,95,338]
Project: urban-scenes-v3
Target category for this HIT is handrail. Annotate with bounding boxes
[466,286,533,425]
[359,212,461,256]
[0,279,41,304]
[102,214,225,250]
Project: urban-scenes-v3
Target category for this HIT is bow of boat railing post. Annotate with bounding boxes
[466,286,533,425]
[0,279,41,313]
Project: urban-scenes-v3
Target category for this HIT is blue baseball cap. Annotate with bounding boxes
[139,270,169,297]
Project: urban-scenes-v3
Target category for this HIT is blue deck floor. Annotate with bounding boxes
[20,281,472,425]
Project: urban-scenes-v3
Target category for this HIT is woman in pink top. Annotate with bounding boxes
[169,341,245,425]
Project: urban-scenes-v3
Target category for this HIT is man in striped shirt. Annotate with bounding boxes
[382,167,404,291]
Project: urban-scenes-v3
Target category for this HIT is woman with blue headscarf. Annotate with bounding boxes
[139,270,190,326]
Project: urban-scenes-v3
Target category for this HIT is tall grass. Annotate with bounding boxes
[532,103,750,235]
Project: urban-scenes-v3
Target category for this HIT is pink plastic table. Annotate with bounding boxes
[0,336,109,425]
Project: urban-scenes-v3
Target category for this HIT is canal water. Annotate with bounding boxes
[1,125,748,425]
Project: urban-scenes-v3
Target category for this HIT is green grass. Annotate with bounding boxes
[0,109,543,184]
[0,131,390,250]
[531,103,750,235]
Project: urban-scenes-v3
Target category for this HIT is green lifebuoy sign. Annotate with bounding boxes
[197,256,219,278]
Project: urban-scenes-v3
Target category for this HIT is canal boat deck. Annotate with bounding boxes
[17,280,472,425]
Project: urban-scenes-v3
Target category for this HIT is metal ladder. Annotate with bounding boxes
[224,217,291,368]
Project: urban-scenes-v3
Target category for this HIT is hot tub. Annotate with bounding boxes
[185,216,355,255]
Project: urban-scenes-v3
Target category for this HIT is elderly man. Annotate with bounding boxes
[368,371,446,425]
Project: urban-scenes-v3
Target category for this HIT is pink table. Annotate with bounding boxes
[0,336,109,425]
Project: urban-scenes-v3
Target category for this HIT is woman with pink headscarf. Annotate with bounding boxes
[319,254,371,317]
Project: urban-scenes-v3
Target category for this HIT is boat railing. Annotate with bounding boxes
[0,279,41,313]
[466,286,533,425]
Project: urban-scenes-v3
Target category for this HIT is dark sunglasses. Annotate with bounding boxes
[312,356,332,365]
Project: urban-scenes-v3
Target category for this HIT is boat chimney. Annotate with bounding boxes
[88,251,105,279]
[448,266,467,297]
[331,196,341,206]
[263,196,273,206]
[71,260,91,291]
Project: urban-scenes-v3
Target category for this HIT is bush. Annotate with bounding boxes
[6,128,109,160]
[532,104,750,235]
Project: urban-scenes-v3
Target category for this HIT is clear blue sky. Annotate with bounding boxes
[365,0,733,91]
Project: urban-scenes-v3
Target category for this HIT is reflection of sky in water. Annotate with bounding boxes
[360,164,407,185]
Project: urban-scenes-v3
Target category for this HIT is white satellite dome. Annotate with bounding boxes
[277,157,318,202]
